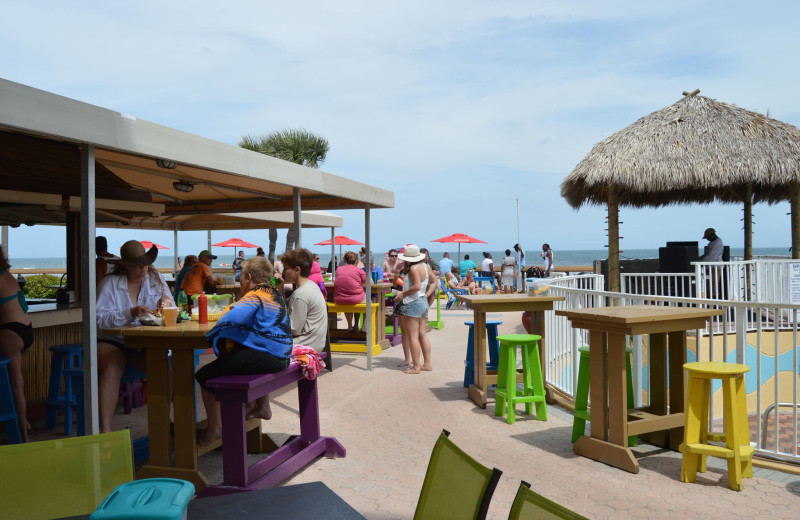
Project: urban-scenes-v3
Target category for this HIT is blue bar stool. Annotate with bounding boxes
[0,356,22,444]
[44,343,83,431]
[463,320,502,387]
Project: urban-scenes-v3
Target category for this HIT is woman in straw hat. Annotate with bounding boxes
[394,245,433,374]
[96,240,174,433]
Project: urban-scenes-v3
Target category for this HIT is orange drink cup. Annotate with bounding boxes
[163,307,179,327]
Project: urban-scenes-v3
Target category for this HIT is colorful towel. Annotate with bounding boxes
[206,283,293,359]
[291,345,326,380]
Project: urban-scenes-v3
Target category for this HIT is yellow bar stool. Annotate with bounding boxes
[680,361,753,491]
[494,334,547,424]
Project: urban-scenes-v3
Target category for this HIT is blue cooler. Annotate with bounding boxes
[90,478,194,520]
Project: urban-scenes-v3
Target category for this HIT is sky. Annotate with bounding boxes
[3,1,800,258]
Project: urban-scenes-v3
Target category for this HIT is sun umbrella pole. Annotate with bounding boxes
[792,182,800,259]
[608,185,621,293]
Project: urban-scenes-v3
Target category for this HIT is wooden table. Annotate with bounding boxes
[325,282,392,345]
[102,321,260,491]
[555,305,722,473]
[456,294,564,408]
[213,284,243,300]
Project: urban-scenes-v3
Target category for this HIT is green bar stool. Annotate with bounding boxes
[494,334,547,424]
[572,345,637,446]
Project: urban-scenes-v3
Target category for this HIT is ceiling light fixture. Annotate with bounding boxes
[172,181,195,193]
[155,158,178,169]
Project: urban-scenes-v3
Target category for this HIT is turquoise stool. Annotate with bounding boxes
[44,343,83,431]
[494,334,547,424]
[0,356,22,444]
[572,345,637,446]
[463,320,502,388]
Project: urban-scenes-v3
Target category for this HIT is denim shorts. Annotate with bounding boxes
[396,297,428,318]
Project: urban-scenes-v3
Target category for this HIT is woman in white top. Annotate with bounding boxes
[393,245,432,374]
[542,243,554,277]
[96,240,173,433]
[481,252,501,292]
[501,249,516,293]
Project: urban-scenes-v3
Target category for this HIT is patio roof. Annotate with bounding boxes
[0,77,393,227]
[98,210,344,231]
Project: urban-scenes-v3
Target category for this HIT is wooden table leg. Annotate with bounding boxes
[172,349,199,470]
[607,333,628,447]
[529,310,553,403]
[468,310,488,408]
[668,331,687,451]
[643,332,668,448]
[574,330,638,473]
[144,348,170,468]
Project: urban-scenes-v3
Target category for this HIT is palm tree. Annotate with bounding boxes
[239,129,330,258]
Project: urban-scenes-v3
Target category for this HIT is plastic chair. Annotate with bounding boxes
[495,334,547,424]
[414,429,502,520]
[680,361,753,491]
[508,481,589,520]
[463,320,502,388]
[439,276,468,310]
[0,429,133,519]
[0,356,22,444]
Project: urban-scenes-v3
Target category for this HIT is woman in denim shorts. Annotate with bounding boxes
[394,245,433,374]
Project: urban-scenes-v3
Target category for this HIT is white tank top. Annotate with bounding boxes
[402,263,428,304]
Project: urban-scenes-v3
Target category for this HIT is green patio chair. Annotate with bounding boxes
[507,481,589,520]
[0,429,133,519]
[414,429,502,520]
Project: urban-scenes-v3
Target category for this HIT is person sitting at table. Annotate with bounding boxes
[282,248,328,353]
[0,248,33,441]
[444,266,461,289]
[481,252,500,290]
[181,250,217,296]
[458,268,482,294]
[96,240,173,433]
[458,254,477,277]
[172,255,197,301]
[334,251,366,333]
[308,257,327,299]
[196,256,293,445]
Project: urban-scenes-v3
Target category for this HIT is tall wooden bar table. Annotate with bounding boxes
[103,321,217,490]
[456,294,564,408]
[555,305,721,473]
[325,282,392,344]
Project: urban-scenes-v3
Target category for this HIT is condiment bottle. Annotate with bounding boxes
[198,292,208,324]
[177,289,188,312]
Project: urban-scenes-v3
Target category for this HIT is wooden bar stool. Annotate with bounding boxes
[680,362,753,492]
[0,356,22,444]
[494,334,547,424]
[572,345,637,446]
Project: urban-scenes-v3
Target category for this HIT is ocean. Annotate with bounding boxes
[8,247,792,271]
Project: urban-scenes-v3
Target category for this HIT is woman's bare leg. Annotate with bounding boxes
[418,317,432,371]
[0,330,28,441]
[344,312,353,331]
[197,387,221,445]
[398,315,411,366]
[97,341,126,433]
[403,318,421,374]
[245,395,272,420]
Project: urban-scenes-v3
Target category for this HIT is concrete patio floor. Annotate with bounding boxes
[33,306,800,519]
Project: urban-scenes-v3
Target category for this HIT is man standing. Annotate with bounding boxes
[282,248,328,353]
[514,244,525,292]
[420,247,439,276]
[232,251,246,281]
[182,249,217,296]
[458,254,477,276]
[700,228,724,261]
[438,252,454,278]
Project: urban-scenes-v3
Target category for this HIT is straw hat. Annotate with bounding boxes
[398,244,425,263]
[108,240,158,266]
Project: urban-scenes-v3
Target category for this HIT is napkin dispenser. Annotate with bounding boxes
[56,289,75,304]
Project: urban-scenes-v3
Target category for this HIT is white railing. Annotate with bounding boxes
[545,274,800,465]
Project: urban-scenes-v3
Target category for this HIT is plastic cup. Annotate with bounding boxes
[163,307,179,327]
[371,272,379,284]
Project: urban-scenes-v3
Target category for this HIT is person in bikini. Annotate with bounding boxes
[0,249,33,441]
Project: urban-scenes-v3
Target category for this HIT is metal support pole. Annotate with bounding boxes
[365,207,373,371]
[80,144,99,435]
[207,230,211,253]
[293,188,302,248]
[1,226,8,258]
[735,306,747,365]
[173,226,179,277]
[330,227,335,280]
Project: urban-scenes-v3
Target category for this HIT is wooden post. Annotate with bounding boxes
[743,184,753,261]
[792,182,800,260]
[608,185,620,293]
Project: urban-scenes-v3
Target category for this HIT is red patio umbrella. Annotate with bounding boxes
[431,233,487,262]
[314,235,364,264]
[211,237,260,257]
[139,240,169,250]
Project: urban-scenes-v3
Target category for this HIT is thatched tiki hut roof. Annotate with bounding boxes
[562,90,800,292]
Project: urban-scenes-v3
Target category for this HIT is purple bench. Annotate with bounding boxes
[198,352,346,497]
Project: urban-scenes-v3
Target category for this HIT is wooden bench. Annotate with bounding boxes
[198,352,346,497]
[327,302,388,355]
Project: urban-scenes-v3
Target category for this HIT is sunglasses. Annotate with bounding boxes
[389,254,398,258]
